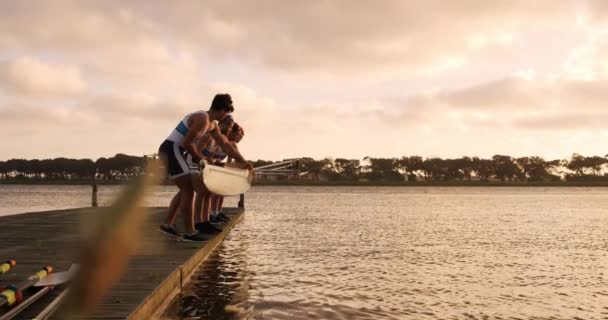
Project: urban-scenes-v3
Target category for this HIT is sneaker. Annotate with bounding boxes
[158,224,181,238]
[217,212,231,222]
[182,232,212,242]
[210,223,223,233]
[210,215,223,225]
[195,222,223,234]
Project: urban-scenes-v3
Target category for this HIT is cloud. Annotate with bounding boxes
[145,1,579,76]
[0,56,87,97]
[0,0,583,79]
[0,2,202,94]
[384,76,608,131]
[582,0,608,24]
[511,112,608,130]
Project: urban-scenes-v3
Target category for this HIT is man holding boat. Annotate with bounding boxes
[197,121,246,233]
[157,94,252,242]
[161,115,239,236]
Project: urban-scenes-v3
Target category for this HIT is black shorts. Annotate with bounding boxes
[158,140,195,179]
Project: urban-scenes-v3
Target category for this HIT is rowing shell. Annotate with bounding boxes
[200,161,252,196]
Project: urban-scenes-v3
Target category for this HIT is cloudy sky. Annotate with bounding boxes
[1,1,607,161]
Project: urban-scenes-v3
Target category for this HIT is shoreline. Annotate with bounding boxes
[1,179,608,187]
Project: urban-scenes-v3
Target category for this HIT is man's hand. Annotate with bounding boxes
[238,161,253,171]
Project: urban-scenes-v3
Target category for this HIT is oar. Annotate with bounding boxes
[0,287,50,320]
[0,261,16,276]
[0,265,77,320]
[32,288,70,320]
[254,160,299,171]
[254,170,298,175]
[0,266,52,308]
[33,264,79,288]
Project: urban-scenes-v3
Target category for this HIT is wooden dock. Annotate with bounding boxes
[0,207,244,319]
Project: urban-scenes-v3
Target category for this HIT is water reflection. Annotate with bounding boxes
[177,234,255,320]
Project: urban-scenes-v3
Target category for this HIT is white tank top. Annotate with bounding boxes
[166,111,218,146]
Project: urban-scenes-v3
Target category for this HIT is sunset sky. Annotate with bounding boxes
[1,1,607,161]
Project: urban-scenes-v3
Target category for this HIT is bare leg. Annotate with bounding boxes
[174,175,195,233]
[194,192,204,223]
[210,196,218,214]
[192,173,207,225]
[217,196,224,212]
[202,192,212,222]
[163,191,182,225]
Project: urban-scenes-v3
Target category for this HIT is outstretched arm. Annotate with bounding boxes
[210,126,251,170]
[225,142,238,166]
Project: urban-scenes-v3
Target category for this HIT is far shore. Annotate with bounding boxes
[1,179,608,187]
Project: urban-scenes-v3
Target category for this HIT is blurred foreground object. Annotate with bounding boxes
[60,160,162,318]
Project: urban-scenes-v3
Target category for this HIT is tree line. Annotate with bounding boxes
[1,153,607,184]
[252,153,608,183]
[0,154,146,182]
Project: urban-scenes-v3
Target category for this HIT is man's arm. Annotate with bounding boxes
[183,114,208,161]
[195,134,212,152]
[225,142,238,166]
[210,126,251,169]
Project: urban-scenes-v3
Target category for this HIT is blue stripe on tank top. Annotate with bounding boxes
[175,122,188,135]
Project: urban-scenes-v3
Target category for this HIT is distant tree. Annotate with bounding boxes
[363,157,401,181]
[421,158,447,181]
[396,156,425,181]
[471,157,494,181]
[299,157,334,181]
[492,155,520,182]
[456,156,475,181]
[516,156,557,182]
[333,158,360,181]
[567,153,588,176]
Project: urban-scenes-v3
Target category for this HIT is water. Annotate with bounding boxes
[0,184,207,216]
[0,185,607,319]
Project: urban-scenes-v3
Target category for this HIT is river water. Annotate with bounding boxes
[0,185,606,319]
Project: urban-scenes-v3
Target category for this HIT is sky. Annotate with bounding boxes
[0,0,607,161]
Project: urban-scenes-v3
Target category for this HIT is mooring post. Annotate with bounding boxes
[92,180,98,208]
[238,194,245,208]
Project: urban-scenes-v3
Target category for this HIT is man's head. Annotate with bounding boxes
[209,93,234,121]
[219,115,235,135]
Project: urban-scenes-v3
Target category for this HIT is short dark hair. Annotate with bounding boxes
[210,94,234,112]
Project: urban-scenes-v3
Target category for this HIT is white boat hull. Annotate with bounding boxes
[201,162,252,196]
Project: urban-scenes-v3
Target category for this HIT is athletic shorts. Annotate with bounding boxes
[158,140,197,179]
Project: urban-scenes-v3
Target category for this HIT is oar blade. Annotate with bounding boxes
[34,265,79,287]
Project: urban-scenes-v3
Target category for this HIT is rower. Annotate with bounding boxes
[157,94,252,241]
